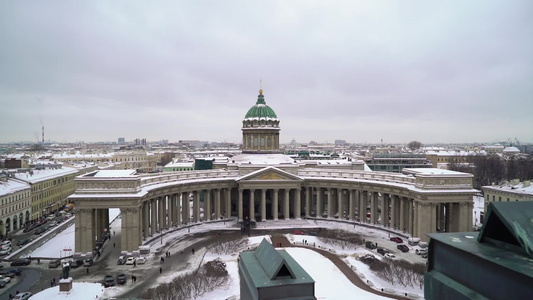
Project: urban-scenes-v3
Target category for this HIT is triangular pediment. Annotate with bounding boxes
[479,201,533,258]
[237,166,303,182]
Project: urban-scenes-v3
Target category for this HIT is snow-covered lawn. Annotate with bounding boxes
[27,209,428,299]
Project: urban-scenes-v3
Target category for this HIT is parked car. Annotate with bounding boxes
[6,268,22,276]
[49,259,61,268]
[35,225,49,235]
[136,256,147,264]
[0,281,5,288]
[10,258,31,266]
[416,248,428,255]
[117,256,126,265]
[125,257,135,265]
[384,253,397,260]
[104,275,115,287]
[69,260,83,268]
[365,241,377,249]
[377,248,389,256]
[1,241,12,248]
[421,252,428,259]
[0,271,15,278]
[16,238,31,247]
[0,247,11,256]
[397,244,409,253]
[390,237,403,243]
[0,275,11,284]
[116,273,127,285]
[83,259,93,267]
[13,292,32,300]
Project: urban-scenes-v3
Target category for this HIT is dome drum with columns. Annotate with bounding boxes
[242,89,280,153]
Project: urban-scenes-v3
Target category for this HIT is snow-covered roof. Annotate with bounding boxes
[164,161,194,168]
[13,167,78,183]
[230,153,295,165]
[0,178,31,195]
[503,147,520,153]
[483,181,533,195]
[92,170,138,178]
[402,168,468,176]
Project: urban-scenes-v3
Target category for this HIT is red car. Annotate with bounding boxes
[397,244,409,252]
[390,237,403,243]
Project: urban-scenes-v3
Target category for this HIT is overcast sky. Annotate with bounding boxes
[1,1,532,145]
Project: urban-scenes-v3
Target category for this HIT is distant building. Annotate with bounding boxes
[482,179,533,213]
[0,175,31,235]
[14,166,78,220]
[163,161,194,172]
[118,137,125,145]
[239,239,315,300]
[366,153,432,173]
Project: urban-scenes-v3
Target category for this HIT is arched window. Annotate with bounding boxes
[267,137,271,147]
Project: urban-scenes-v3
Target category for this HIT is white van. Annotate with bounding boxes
[408,237,420,246]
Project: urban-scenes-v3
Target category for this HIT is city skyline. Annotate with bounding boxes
[1,1,532,144]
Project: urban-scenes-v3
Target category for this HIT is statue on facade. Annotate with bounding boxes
[62,262,71,279]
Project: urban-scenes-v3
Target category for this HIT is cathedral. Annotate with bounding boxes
[70,89,477,253]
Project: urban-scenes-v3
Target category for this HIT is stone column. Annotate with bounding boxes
[383,193,389,227]
[348,189,354,221]
[360,191,367,223]
[390,195,397,229]
[150,198,157,235]
[120,207,142,251]
[249,189,255,221]
[215,189,221,220]
[168,194,174,227]
[175,193,181,226]
[193,191,200,222]
[226,188,232,219]
[182,192,189,225]
[142,202,148,239]
[326,188,332,218]
[337,188,343,220]
[273,189,279,221]
[284,189,290,220]
[261,189,267,221]
[369,192,376,224]
[158,196,165,231]
[75,208,95,253]
[408,198,413,234]
[317,188,323,217]
[305,187,311,218]
[399,197,405,232]
[238,189,243,221]
[205,189,212,221]
[295,187,301,220]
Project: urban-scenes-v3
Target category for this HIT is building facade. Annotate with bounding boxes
[0,176,31,235]
[482,180,533,213]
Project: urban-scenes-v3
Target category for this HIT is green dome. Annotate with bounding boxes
[244,90,278,120]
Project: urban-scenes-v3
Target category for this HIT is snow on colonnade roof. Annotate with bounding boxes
[92,170,138,177]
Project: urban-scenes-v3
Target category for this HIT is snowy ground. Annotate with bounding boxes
[24,206,465,299]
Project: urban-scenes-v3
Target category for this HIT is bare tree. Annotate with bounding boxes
[407,141,422,151]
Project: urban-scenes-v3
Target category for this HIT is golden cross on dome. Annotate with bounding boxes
[259,79,263,94]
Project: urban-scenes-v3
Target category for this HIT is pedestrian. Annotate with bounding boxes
[87,268,89,274]
[133,260,136,267]
[113,231,115,236]
[132,275,134,283]
[134,276,137,282]
[159,267,162,274]
[113,243,115,248]
[192,248,195,255]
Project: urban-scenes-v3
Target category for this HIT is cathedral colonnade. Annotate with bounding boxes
[71,167,476,253]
